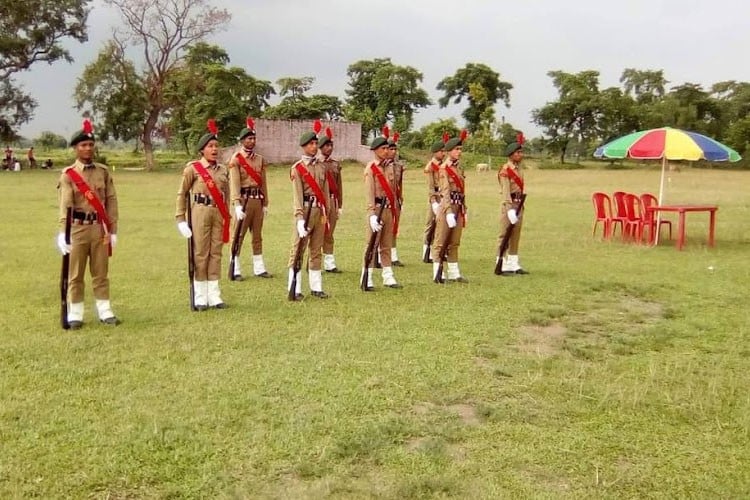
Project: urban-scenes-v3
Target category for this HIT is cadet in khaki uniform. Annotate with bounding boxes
[287,125,331,300]
[175,121,231,310]
[497,138,529,274]
[431,132,469,283]
[319,127,343,273]
[422,138,446,263]
[228,117,271,280]
[361,133,402,290]
[386,133,405,266]
[56,119,119,328]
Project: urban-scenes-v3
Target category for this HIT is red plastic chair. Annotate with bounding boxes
[591,192,616,239]
[640,193,672,244]
[611,191,629,239]
[623,193,645,242]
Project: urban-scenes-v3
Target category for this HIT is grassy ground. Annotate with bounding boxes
[1,159,749,498]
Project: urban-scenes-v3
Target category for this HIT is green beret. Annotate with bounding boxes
[370,137,388,150]
[299,131,317,147]
[430,140,445,153]
[317,134,332,147]
[69,129,95,147]
[238,128,256,141]
[505,142,523,156]
[197,133,218,152]
[444,137,462,151]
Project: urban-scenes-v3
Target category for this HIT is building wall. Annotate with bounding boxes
[220,118,372,165]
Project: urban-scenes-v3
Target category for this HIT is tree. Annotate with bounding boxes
[401,118,459,149]
[164,43,274,153]
[74,40,146,148]
[532,70,602,163]
[344,58,431,141]
[620,68,667,104]
[437,63,513,133]
[101,0,230,169]
[0,0,91,141]
[263,77,342,120]
[35,131,68,150]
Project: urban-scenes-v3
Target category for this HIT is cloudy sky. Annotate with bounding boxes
[15,0,750,141]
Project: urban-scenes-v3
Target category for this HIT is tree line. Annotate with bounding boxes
[2,0,749,169]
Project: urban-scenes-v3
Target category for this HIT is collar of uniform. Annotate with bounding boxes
[242,148,255,158]
[509,160,520,169]
[74,159,95,170]
[450,159,460,167]
[199,157,218,169]
[301,155,316,166]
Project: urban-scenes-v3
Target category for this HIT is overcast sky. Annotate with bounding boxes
[15,0,750,141]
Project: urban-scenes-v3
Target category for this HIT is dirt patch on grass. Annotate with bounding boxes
[516,322,567,357]
[405,436,430,452]
[520,465,571,492]
[412,402,437,415]
[447,403,480,426]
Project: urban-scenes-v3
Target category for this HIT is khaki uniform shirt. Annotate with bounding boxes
[364,159,397,216]
[321,155,343,208]
[423,157,442,204]
[175,158,230,222]
[58,160,118,233]
[498,160,524,209]
[228,149,268,207]
[290,157,330,220]
[438,159,466,214]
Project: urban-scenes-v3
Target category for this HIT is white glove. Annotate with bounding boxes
[262,206,268,216]
[337,208,343,217]
[431,202,440,215]
[234,205,245,220]
[507,209,519,224]
[110,234,117,248]
[177,221,192,238]
[446,212,457,228]
[296,219,308,238]
[369,214,382,232]
[57,232,71,255]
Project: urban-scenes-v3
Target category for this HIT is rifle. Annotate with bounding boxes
[361,202,387,291]
[186,191,196,310]
[228,194,251,280]
[433,220,454,284]
[60,207,72,329]
[288,201,313,301]
[494,193,527,275]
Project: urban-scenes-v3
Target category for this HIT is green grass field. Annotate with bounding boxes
[1,160,749,498]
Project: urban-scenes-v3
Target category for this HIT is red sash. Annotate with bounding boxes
[294,161,329,231]
[326,170,340,205]
[235,153,264,188]
[501,165,525,192]
[65,167,113,254]
[192,161,230,243]
[431,161,440,172]
[371,163,399,235]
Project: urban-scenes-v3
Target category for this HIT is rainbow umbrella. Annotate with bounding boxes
[594,127,741,243]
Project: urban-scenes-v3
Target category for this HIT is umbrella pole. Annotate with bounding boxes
[654,157,667,246]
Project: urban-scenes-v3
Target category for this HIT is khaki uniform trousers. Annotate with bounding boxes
[288,206,325,270]
[497,207,523,256]
[424,205,437,245]
[192,203,225,281]
[432,210,464,263]
[232,197,265,256]
[322,197,339,255]
[366,207,395,267]
[68,223,110,302]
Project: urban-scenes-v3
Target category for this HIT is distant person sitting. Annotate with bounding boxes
[27,147,36,168]
[1,157,8,170]
[43,158,54,169]
[13,158,21,171]
[3,146,12,162]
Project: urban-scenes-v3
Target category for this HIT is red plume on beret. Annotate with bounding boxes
[207,119,218,135]
[82,118,94,135]
[313,119,322,134]
[246,117,255,130]
[393,131,400,144]
[382,126,390,139]
[442,131,450,143]
[459,129,468,142]
[516,131,525,145]
[325,127,333,139]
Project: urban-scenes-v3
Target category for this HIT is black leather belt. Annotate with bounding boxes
[374,196,392,207]
[241,187,263,198]
[73,210,98,222]
[193,193,214,206]
[511,192,523,202]
[449,191,465,203]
